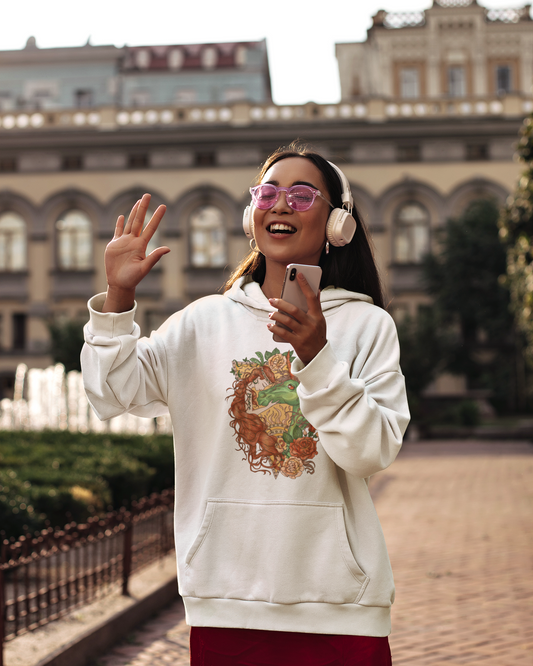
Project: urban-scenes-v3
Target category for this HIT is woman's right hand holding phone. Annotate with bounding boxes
[103,193,169,313]
[267,272,327,366]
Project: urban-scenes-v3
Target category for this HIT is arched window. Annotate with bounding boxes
[0,212,27,270]
[393,202,430,263]
[189,205,227,267]
[56,210,92,269]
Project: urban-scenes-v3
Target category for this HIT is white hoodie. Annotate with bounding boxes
[82,277,410,637]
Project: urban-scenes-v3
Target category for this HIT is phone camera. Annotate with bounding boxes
[289,268,296,281]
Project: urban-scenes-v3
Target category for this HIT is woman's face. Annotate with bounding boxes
[253,157,331,269]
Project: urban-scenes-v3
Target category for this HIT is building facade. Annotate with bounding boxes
[0,1,531,398]
[337,0,533,101]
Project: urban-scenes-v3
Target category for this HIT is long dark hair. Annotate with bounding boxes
[224,142,384,309]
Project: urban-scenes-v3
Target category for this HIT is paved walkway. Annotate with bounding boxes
[98,440,533,665]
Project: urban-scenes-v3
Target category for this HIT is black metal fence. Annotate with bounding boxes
[0,489,174,666]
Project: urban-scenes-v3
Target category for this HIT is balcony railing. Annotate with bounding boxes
[0,95,531,134]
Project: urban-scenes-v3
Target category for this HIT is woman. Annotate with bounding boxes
[82,143,410,665]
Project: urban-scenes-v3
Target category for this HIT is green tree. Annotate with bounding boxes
[47,318,85,372]
[397,307,449,420]
[499,115,533,372]
[423,198,518,412]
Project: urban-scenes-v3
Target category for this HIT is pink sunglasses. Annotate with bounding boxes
[249,184,333,211]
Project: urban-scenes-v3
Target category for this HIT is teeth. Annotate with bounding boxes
[268,223,296,233]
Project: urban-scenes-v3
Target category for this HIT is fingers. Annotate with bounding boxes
[268,273,327,364]
[123,199,141,234]
[114,215,125,239]
[121,196,167,243]
[145,246,171,271]
[123,194,151,236]
[142,204,167,242]
[131,193,152,236]
[270,273,320,323]
[296,272,322,315]
[268,309,298,333]
[267,321,292,343]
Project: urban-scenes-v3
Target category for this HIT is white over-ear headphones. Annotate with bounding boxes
[242,160,357,248]
[325,161,357,247]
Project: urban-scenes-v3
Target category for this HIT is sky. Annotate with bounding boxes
[2,0,528,105]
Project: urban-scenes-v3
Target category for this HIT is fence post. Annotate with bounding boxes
[122,522,133,597]
[0,567,5,666]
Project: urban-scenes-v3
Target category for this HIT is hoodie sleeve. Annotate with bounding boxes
[291,312,410,478]
[81,293,169,420]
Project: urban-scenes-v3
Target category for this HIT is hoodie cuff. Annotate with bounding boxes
[87,293,138,338]
[292,341,342,394]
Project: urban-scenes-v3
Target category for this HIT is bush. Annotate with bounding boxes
[0,430,174,538]
[442,400,481,427]
[455,400,481,427]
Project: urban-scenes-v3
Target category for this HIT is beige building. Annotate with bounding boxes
[0,0,531,398]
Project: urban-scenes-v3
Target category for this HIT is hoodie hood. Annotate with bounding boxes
[225,276,374,317]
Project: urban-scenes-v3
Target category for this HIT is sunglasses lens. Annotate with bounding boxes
[287,186,316,211]
[252,184,278,209]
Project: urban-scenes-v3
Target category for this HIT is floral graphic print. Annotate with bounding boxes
[227,349,319,479]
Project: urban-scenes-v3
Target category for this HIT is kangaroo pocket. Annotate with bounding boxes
[182,499,369,605]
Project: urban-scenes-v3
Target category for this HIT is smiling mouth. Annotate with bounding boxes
[267,223,296,235]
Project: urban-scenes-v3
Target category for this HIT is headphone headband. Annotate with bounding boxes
[242,157,357,248]
[327,161,353,213]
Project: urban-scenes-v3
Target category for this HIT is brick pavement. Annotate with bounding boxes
[98,440,533,665]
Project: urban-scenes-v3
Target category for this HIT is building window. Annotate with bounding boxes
[129,89,150,106]
[168,49,184,70]
[224,88,246,102]
[448,66,466,97]
[190,205,226,267]
[135,50,151,70]
[235,46,247,67]
[400,68,420,99]
[62,155,83,171]
[0,212,27,271]
[466,144,488,161]
[56,210,92,270]
[0,158,17,173]
[12,313,27,350]
[128,154,149,169]
[175,89,197,105]
[195,151,216,167]
[75,89,93,108]
[24,81,58,110]
[397,145,420,162]
[0,92,14,111]
[145,310,167,332]
[201,47,218,70]
[496,65,512,94]
[394,202,430,264]
[0,371,15,399]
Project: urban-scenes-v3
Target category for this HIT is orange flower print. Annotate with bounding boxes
[228,349,319,479]
[290,437,318,461]
[281,456,304,479]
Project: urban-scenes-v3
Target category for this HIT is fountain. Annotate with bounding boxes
[0,363,172,434]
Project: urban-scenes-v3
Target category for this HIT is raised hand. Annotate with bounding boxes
[103,193,170,313]
[267,272,327,365]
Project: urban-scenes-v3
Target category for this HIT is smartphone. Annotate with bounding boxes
[272,263,322,342]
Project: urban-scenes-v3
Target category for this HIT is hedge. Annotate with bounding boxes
[0,430,174,538]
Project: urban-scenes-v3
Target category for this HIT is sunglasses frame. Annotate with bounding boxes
[249,184,333,211]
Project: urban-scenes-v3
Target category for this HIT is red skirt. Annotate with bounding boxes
[190,626,392,666]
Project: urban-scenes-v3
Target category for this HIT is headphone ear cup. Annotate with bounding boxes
[243,205,254,239]
[326,208,357,247]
